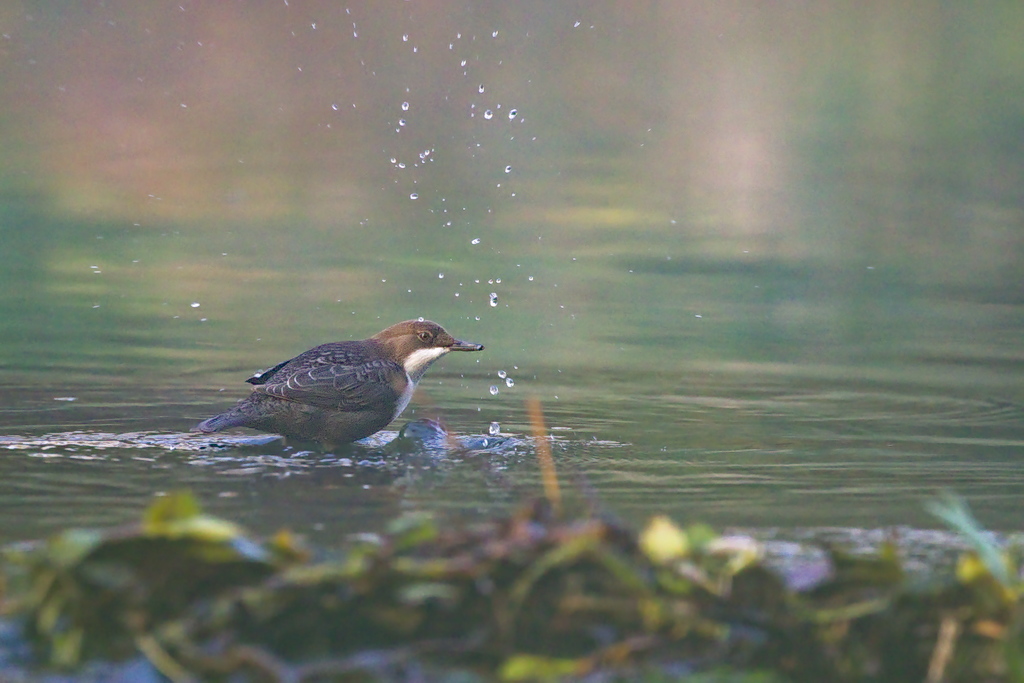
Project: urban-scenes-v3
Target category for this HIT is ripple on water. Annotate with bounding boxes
[0,427,526,475]
[0,431,283,452]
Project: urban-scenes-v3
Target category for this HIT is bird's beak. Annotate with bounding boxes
[450,339,484,352]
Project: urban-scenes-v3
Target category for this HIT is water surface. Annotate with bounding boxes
[0,2,1022,545]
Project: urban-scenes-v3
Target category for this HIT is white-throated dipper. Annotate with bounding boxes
[193,319,484,445]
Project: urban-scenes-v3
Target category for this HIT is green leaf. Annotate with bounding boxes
[44,529,105,570]
[143,491,201,530]
[926,491,1010,586]
[386,512,439,551]
[396,581,460,606]
[500,654,582,681]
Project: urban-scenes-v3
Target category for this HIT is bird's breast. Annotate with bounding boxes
[391,372,417,420]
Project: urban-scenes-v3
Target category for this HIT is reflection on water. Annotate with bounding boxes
[0,3,1022,542]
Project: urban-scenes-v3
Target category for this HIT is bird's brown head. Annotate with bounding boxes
[372,319,484,381]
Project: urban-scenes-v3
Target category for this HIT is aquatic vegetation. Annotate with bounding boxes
[1,489,1022,682]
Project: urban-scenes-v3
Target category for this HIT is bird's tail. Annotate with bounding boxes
[192,409,248,434]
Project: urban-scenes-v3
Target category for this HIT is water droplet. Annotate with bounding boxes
[504,165,512,173]
[508,108,518,119]
[528,276,534,281]
[331,103,339,111]
[402,34,409,42]
[489,385,499,396]
[505,377,514,387]
[471,238,481,245]
[190,302,201,308]
[497,370,507,379]
[489,292,498,307]
[438,273,444,279]
[483,110,493,120]
[409,193,419,200]
[573,20,581,28]
[397,162,406,169]
[478,84,485,94]
[401,101,409,111]
[390,157,397,164]
[492,30,498,38]
[398,119,406,126]
[489,422,500,436]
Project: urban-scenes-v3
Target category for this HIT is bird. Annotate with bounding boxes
[193,319,484,446]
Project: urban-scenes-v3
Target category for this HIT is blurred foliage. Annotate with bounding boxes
[0,491,1022,681]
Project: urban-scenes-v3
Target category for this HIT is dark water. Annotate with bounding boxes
[1,3,1022,545]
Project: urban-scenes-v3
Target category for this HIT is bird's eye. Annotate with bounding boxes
[418,331,432,343]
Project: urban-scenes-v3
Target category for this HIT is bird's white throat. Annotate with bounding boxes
[402,346,450,382]
[392,346,450,420]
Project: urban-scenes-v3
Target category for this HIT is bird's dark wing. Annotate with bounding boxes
[245,341,376,387]
[251,359,405,411]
